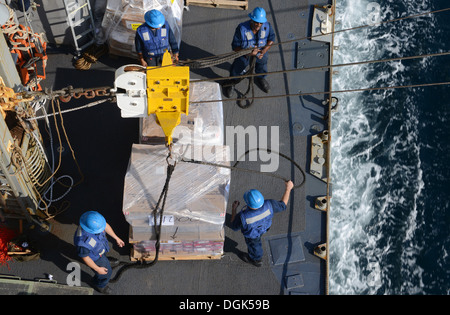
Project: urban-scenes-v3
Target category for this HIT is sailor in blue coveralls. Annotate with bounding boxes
[230,180,294,267]
[74,211,125,294]
[135,9,179,67]
[222,7,275,98]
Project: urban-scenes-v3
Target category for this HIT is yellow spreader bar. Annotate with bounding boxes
[146,51,189,146]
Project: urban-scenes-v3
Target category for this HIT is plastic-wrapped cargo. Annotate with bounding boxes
[99,0,183,58]
[132,238,225,260]
[123,144,231,259]
[140,81,224,146]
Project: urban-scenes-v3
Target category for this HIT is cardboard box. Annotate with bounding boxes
[123,144,230,260]
[102,0,183,58]
[131,228,225,258]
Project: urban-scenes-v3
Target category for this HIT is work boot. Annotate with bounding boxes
[95,285,112,295]
[222,80,235,98]
[240,252,262,267]
[222,84,234,98]
[255,77,270,93]
[222,79,241,98]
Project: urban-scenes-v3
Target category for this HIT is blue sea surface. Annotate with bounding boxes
[330,0,450,294]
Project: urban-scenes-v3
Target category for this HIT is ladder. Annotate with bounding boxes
[63,0,96,56]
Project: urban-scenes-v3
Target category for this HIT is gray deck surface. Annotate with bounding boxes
[0,0,331,296]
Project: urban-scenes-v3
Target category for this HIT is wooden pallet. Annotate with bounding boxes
[131,248,223,261]
[185,0,248,10]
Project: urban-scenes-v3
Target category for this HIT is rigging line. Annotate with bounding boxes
[191,81,450,105]
[143,7,450,71]
[130,6,450,73]
[179,7,450,68]
[191,50,450,84]
[24,81,450,119]
[109,161,176,283]
[26,97,113,121]
[22,53,449,118]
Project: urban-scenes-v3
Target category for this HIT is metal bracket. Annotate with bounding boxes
[315,196,328,211]
[310,130,329,182]
[314,243,327,260]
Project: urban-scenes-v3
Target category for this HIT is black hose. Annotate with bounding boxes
[110,161,175,283]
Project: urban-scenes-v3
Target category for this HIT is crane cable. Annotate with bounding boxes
[178,7,450,69]
[25,50,450,120]
[193,50,450,85]
[195,81,450,105]
[23,7,450,118]
[178,6,450,105]
[84,6,450,283]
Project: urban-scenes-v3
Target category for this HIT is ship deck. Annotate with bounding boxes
[0,0,333,296]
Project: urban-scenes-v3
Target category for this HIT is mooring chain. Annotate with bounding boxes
[54,86,114,103]
[21,86,116,121]
[19,86,114,103]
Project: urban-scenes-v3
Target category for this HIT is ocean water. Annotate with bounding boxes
[329,0,450,294]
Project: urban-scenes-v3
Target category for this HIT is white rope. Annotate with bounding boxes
[27,98,113,121]
[37,106,74,210]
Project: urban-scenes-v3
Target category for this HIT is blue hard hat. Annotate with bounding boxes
[144,9,165,29]
[248,7,267,23]
[80,211,106,234]
[243,189,264,209]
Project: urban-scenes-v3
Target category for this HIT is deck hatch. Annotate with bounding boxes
[267,234,306,265]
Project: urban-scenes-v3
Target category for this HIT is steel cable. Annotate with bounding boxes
[177,7,450,70]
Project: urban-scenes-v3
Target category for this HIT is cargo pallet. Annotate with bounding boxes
[131,248,223,261]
